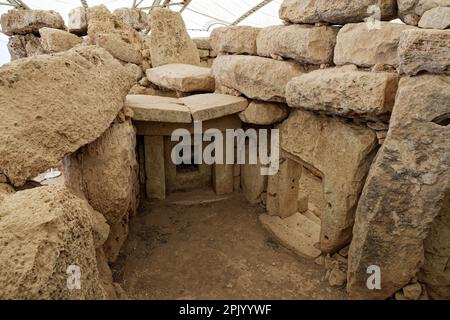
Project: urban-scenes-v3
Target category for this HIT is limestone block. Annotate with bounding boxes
[279,0,397,25]
[39,27,82,53]
[0,183,15,202]
[150,8,200,67]
[280,110,378,253]
[239,101,289,125]
[398,0,450,25]
[399,29,450,75]
[7,34,45,60]
[286,65,399,122]
[181,93,249,121]
[348,75,450,299]
[257,25,338,65]
[103,213,130,263]
[334,22,417,67]
[68,7,88,35]
[144,136,166,200]
[241,156,268,205]
[147,64,215,93]
[125,95,192,123]
[212,55,306,102]
[210,26,260,55]
[193,37,212,50]
[1,9,65,36]
[113,8,149,31]
[419,7,450,29]
[0,186,108,299]
[0,46,134,187]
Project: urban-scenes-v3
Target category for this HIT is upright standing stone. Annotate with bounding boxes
[348,75,450,299]
[68,7,88,35]
[145,136,166,200]
[150,8,200,67]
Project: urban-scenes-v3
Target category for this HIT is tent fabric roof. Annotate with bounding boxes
[0,0,283,64]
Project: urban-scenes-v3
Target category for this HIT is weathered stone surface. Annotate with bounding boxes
[241,159,268,205]
[210,26,260,55]
[113,8,149,31]
[280,110,378,253]
[0,186,109,299]
[334,22,417,67]
[279,0,397,25]
[257,25,338,65]
[193,37,212,50]
[286,65,399,122]
[348,75,450,299]
[399,29,450,75]
[64,120,138,225]
[419,7,450,29]
[87,5,144,64]
[68,7,88,35]
[1,9,65,36]
[212,55,306,102]
[125,94,192,123]
[181,93,248,121]
[150,8,200,67]
[103,213,130,263]
[398,0,450,25]
[0,46,134,187]
[147,64,215,93]
[0,183,15,202]
[7,34,44,60]
[239,101,289,125]
[39,27,82,53]
[260,212,322,259]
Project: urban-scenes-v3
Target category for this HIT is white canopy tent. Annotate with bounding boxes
[0,0,284,65]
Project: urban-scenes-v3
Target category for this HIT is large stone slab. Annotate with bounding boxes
[334,22,417,68]
[239,101,289,125]
[125,95,192,123]
[398,0,450,25]
[280,110,378,253]
[260,212,322,259]
[146,64,215,93]
[419,6,450,29]
[0,186,109,299]
[39,27,82,53]
[181,93,249,121]
[212,55,306,102]
[0,46,134,187]
[113,8,149,31]
[210,26,260,55]
[348,75,450,299]
[286,65,399,122]
[1,9,65,36]
[64,120,139,225]
[257,25,338,65]
[399,29,450,75]
[279,0,397,25]
[150,8,200,67]
[87,5,144,64]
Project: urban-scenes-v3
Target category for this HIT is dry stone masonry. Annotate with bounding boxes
[0,0,449,300]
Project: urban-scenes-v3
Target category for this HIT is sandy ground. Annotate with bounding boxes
[114,189,348,300]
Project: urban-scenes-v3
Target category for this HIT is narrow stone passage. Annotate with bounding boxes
[114,191,347,300]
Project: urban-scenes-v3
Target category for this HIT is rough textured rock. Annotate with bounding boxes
[7,34,44,60]
[239,101,289,125]
[1,9,65,36]
[68,7,88,35]
[103,213,130,263]
[64,120,139,226]
[257,25,338,65]
[286,65,399,122]
[348,75,450,299]
[181,93,249,121]
[210,26,260,55]
[150,8,200,67]
[0,46,134,187]
[279,0,397,25]
[39,27,82,53]
[87,5,144,64]
[147,64,215,93]
[419,6,450,29]
[280,110,378,253]
[0,183,15,202]
[399,29,450,75]
[334,22,417,68]
[113,8,149,31]
[212,55,306,102]
[398,0,450,25]
[126,95,192,123]
[193,37,212,50]
[0,186,109,299]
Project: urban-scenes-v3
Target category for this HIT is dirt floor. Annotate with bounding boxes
[113,189,348,300]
